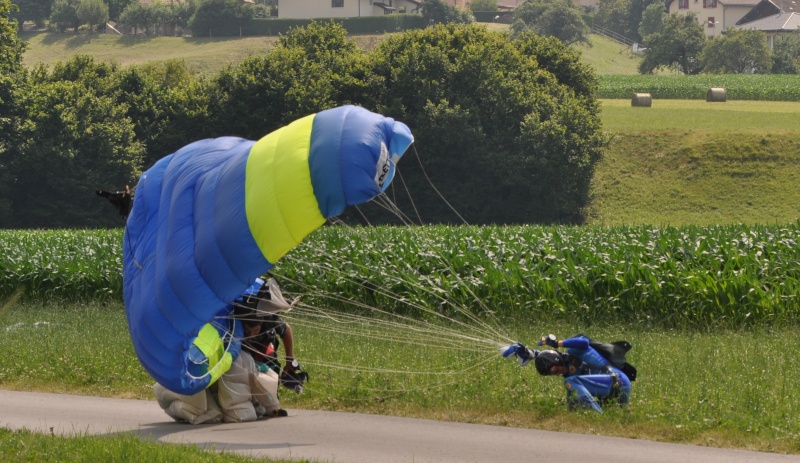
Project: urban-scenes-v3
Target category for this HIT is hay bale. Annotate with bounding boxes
[631,93,652,107]
[706,88,727,102]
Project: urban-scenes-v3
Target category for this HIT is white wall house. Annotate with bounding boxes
[280,0,423,19]
[667,0,758,38]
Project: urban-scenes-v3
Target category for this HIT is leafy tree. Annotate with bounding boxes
[105,0,133,20]
[49,0,79,32]
[0,0,25,71]
[638,2,665,40]
[0,0,27,224]
[421,0,473,25]
[8,58,144,227]
[76,0,108,32]
[772,31,800,74]
[188,0,253,37]
[511,0,589,46]
[639,13,705,75]
[596,0,629,35]
[701,28,771,74]
[597,0,660,43]
[9,0,52,32]
[119,1,151,34]
[209,21,373,139]
[365,24,606,224]
[112,60,213,168]
[468,0,497,11]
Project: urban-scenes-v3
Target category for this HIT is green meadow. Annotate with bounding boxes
[591,99,800,226]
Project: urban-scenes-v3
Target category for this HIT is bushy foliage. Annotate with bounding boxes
[209,21,375,139]
[771,31,800,74]
[118,1,154,35]
[0,0,25,72]
[120,0,194,36]
[9,0,51,31]
[511,0,589,46]
[638,2,665,40]
[701,28,771,74]
[639,13,705,75]
[5,61,144,227]
[49,0,78,32]
[0,0,27,222]
[76,0,108,32]
[468,0,497,11]
[365,24,605,224]
[2,55,213,227]
[4,22,605,227]
[188,0,253,37]
[421,0,473,24]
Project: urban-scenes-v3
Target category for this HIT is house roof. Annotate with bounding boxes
[373,1,397,11]
[718,0,760,6]
[736,10,800,29]
[737,0,800,24]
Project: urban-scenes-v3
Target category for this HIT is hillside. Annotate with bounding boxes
[20,29,640,75]
[591,99,800,226]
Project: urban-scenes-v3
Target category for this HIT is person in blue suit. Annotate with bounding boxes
[503,334,632,413]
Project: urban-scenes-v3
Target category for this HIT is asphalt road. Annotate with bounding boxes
[1,390,798,463]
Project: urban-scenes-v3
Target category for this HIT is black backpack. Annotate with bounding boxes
[576,334,637,382]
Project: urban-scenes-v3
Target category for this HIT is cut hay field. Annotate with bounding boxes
[591,99,800,226]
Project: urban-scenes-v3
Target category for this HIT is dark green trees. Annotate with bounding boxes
[3,22,606,227]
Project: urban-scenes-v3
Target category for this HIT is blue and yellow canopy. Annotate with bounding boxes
[123,106,413,394]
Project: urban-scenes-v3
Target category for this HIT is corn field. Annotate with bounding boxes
[2,223,800,329]
[599,74,800,101]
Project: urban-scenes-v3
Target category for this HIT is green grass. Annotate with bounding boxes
[591,99,800,226]
[20,32,280,74]
[1,301,800,454]
[19,29,638,76]
[600,99,800,132]
[0,428,294,463]
[574,33,642,75]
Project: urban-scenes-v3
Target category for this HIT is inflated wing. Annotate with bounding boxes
[123,105,413,394]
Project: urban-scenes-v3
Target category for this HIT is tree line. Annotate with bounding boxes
[0,7,606,228]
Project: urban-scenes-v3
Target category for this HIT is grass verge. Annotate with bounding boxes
[1,301,799,455]
[0,428,294,463]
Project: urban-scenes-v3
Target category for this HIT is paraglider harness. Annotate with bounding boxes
[553,335,636,403]
[234,276,309,394]
[577,335,637,382]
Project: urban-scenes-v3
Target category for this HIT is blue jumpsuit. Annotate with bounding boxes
[560,336,631,413]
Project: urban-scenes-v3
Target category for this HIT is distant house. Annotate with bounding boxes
[666,0,756,38]
[736,0,800,24]
[734,3,800,48]
[279,0,424,18]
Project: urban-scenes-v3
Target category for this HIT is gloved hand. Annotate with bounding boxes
[538,334,558,348]
[280,366,309,394]
[501,342,536,367]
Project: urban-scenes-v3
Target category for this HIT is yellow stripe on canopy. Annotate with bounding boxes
[245,114,326,264]
[192,323,232,387]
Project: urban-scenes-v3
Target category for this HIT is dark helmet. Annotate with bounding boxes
[233,280,264,318]
[233,277,293,319]
[534,350,565,376]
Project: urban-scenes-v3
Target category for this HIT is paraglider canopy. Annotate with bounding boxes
[123,105,413,395]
